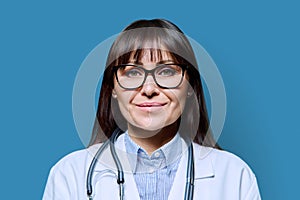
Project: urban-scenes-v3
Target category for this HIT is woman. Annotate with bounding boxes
[43,19,261,200]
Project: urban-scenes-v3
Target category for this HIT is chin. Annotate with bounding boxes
[136,120,168,131]
[136,117,177,129]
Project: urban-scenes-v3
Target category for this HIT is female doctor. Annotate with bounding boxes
[43,19,261,200]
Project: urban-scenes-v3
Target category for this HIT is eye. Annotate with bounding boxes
[157,65,180,76]
[124,68,144,77]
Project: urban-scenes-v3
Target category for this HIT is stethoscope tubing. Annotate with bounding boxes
[185,143,195,200]
[86,138,110,198]
[109,128,125,200]
[86,128,195,200]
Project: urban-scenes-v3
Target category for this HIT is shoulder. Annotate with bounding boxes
[193,143,258,183]
[43,144,103,199]
[194,143,254,171]
[192,144,261,199]
[48,144,101,175]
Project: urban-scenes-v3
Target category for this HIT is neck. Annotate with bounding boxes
[127,122,179,155]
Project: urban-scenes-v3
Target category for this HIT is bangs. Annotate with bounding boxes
[106,27,195,68]
[114,48,181,66]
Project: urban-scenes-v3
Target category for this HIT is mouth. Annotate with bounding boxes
[135,102,167,111]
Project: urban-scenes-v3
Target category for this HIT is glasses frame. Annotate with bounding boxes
[113,63,188,90]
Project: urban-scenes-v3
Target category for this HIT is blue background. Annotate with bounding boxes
[0,0,299,199]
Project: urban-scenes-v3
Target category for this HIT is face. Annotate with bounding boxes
[112,50,191,138]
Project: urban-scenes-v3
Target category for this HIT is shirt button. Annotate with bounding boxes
[149,167,155,173]
[154,152,160,157]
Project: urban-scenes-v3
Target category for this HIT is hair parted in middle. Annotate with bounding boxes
[90,19,220,149]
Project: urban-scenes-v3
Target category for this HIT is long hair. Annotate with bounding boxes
[89,19,221,149]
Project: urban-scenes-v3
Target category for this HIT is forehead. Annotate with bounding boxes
[127,48,176,64]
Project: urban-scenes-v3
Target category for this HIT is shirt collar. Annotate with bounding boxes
[124,130,182,173]
[90,133,215,179]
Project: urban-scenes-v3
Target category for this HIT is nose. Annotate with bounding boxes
[140,74,160,97]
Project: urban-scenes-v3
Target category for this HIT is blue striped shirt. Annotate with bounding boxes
[124,132,182,200]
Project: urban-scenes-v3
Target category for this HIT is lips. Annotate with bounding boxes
[135,102,167,112]
[136,102,167,107]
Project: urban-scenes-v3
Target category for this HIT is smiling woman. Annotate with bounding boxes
[43,19,261,200]
[111,51,191,141]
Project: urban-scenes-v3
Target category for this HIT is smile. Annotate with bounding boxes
[135,102,167,111]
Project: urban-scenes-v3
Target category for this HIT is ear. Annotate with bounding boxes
[187,87,194,97]
[112,89,117,99]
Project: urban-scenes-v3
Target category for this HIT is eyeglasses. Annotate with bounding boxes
[114,63,187,90]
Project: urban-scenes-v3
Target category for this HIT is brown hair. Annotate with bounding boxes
[89,19,221,149]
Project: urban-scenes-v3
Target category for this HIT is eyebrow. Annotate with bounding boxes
[129,60,175,65]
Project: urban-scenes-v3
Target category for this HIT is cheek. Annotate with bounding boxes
[170,88,188,112]
[173,97,187,118]
[116,92,131,111]
[114,90,136,120]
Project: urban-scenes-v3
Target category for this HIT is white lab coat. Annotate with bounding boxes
[43,134,261,200]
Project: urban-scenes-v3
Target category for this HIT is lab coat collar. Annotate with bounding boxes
[168,141,215,200]
[88,134,135,173]
[88,134,215,200]
[88,134,215,179]
[193,144,215,179]
[88,135,141,200]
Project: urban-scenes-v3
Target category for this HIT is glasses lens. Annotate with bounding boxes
[116,64,184,89]
[155,64,183,88]
[117,65,145,89]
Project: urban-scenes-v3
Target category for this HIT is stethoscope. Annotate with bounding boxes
[86,127,195,200]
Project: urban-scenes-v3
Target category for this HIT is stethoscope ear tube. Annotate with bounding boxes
[86,128,124,200]
[110,128,125,200]
[184,144,195,200]
[86,138,110,198]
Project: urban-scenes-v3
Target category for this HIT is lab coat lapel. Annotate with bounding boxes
[90,136,215,200]
[117,135,140,200]
[168,142,215,200]
[92,134,140,200]
[193,144,215,179]
[123,172,140,200]
[168,139,188,200]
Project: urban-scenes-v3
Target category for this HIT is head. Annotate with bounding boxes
[90,19,220,149]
